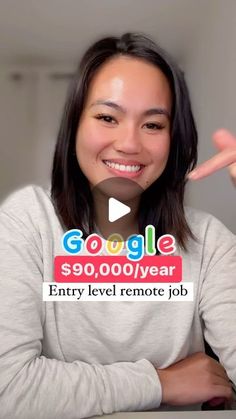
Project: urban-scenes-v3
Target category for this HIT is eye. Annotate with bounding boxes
[95,114,117,124]
[144,122,164,131]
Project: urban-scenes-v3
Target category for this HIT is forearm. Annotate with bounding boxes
[0,356,161,419]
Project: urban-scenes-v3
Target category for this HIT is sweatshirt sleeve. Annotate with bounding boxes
[198,216,236,389]
[0,205,162,419]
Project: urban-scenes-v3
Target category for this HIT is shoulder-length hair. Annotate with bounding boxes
[51,32,198,250]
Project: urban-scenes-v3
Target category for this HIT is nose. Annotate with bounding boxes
[113,124,142,154]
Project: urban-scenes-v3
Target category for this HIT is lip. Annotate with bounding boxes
[102,159,145,178]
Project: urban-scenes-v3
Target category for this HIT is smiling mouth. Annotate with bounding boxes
[103,160,145,173]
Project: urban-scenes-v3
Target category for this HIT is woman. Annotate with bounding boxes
[0,33,235,419]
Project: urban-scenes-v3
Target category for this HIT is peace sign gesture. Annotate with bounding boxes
[188,129,236,186]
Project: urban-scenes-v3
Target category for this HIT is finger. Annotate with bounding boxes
[187,148,236,180]
[210,384,233,401]
[212,365,230,381]
[207,358,229,381]
[208,397,226,407]
[214,383,233,400]
[212,374,232,386]
[213,129,236,151]
[229,163,236,186]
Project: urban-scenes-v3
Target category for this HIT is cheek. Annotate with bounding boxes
[149,134,170,163]
[76,123,110,157]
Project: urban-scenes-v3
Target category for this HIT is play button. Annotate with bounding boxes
[91,177,144,240]
[108,198,131,222]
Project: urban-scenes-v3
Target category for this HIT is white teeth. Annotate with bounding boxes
[104,160,142,172]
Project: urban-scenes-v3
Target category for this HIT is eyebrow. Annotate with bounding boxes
[90,100,170,119]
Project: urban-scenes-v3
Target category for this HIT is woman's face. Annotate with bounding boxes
[76,56,172,191]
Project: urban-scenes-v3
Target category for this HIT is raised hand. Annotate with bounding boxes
[187,129,236,186]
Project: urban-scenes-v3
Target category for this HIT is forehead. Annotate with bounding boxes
[85,56,172,110]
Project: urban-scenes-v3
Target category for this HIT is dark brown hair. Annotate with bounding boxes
[51,32,198,250]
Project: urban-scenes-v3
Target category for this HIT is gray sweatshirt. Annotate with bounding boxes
[0,185,235,419]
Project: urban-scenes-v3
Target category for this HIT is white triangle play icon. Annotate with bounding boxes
[108,198,131,222]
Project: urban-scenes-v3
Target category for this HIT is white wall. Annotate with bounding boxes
[0,69,37,197]
[0,67,72,198]
[185,0,236,232]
